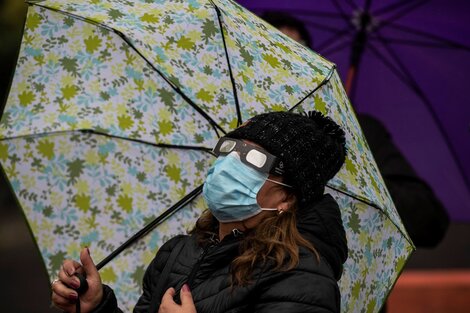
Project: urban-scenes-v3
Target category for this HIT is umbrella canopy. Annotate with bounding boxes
[0,0,413,312]
[238,0,470,222]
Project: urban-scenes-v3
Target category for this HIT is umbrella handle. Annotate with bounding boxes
[74,272,89,294]
[73,273,88,313]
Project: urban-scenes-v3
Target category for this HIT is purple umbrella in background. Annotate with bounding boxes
[237,0,470,222]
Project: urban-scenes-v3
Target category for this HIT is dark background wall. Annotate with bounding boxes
[0,0,469,312]
[0,1,63,311]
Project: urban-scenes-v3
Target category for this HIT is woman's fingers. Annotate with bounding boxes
[51,279,78,301]
[79,247,100,283]
[58,260,83,289]
[180,284,193,306]
[51,280,79,313]
[62,259,82,277]
[162,287,176,301]
[159,285,196,313]
[158,288,177,313]
[51,291,73,310]
[180,284,196,313]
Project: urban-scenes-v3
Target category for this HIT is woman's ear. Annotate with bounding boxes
[278,191,296,212]
[278,203,288,212]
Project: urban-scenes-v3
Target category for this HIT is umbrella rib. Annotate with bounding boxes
[385,22,470,52]
[322,38,353,56]
[326,185,380,212]
[325,185,414,245]
[254,8,346,20]
[369,36,470,50]
[330,0,354,27]
[365,42,411,84]
[374,0,428,32]
[373,0,416,15]
[290,67,335,112]
[315,28,353,52]
[210,1,243,126]
[344,0,359,11]
[369,37,470,193]
[0,129,214,153]
[31,3,227,137]
[303,20,348,34]
[96,185,204,270]
[117,34,227,136]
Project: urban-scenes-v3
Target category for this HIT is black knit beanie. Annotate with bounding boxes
[226,111,346,206]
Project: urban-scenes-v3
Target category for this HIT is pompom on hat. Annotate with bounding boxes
[226,111,347,206]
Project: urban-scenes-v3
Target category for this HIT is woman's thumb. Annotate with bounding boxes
[180,284,194,306]
[80,247,100,280]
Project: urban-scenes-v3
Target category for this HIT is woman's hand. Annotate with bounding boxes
[51,247,103,313]
[158,284,196,313]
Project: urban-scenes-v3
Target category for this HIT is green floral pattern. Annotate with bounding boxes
[1,132,211,308]
[0,1,413,312]
[329,188,413,312]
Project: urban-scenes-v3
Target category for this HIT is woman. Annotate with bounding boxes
[51,111,348,313]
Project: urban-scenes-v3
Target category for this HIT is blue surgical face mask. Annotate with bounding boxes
[203,152,278,222]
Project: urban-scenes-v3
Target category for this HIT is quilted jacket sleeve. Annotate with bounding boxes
[90,285,122,313]
[133,235,185,312]
[253,256,341,313]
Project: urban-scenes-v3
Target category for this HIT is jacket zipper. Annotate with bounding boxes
[172,237,217,304]
[173,229,243,303]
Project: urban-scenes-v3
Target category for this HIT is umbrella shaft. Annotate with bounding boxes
[347,10,373,96]
[345,66,356,95]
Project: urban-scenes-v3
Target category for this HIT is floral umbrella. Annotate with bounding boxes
[0,0,413,312]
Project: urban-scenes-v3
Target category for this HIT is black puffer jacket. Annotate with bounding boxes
[93,194,348,313]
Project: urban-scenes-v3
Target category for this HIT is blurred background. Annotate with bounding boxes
[1,0,469,312]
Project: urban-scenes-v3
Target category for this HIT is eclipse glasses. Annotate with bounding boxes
[212,137,285,176]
